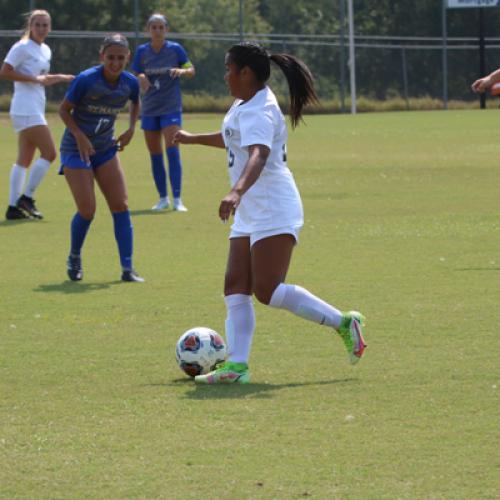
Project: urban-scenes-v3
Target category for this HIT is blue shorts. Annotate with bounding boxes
[141,112,182,131]
[59,145,118,173]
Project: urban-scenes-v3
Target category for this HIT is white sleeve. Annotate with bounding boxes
[239,108,275,150]
[4,43,25,69]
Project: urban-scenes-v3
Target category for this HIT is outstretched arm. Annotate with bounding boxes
[0,63,74,86]
[173,130,225,149]
[472,68,500,93]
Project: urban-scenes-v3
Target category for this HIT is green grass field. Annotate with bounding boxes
[1,110,499,499]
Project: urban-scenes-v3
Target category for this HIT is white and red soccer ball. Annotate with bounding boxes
[175,327,226,378]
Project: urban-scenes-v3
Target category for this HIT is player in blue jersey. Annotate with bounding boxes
[59,34,144,283]
[131,13,195,212]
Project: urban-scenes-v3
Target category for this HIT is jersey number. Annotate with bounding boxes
[228,149,235,168]
[153,79,160,91]
[95,118,111,135]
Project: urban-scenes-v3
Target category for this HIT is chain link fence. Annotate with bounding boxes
[1,30,500,110]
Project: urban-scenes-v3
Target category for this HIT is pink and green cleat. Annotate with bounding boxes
[195,361,250,384]
[338,311,367,365]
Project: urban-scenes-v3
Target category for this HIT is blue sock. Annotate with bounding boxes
[112,210,133,271]
[166,146,182,198]
[70,212,92,256]
[151,153,167,198]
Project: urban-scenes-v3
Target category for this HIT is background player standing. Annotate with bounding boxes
[0,9,73,220]
[132,13,195,212]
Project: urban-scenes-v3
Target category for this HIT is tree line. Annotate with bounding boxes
[1,0,500,103]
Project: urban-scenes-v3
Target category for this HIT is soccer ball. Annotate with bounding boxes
[175,327,226,378]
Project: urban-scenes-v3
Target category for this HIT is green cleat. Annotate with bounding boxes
[338,311,367,365]
[195,361,250,384]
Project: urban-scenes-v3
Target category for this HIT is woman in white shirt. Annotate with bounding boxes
[0,10,73,220]
[174,42,366,384]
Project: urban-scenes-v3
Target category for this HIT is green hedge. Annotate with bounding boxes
[0,91,492,114]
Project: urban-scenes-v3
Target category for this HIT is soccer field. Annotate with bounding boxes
[1,110,498,498]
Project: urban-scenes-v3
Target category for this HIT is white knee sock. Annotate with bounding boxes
[9,164,27,206]
[224,294,255,364]
[25,158,51,198]
[269,283,343,330]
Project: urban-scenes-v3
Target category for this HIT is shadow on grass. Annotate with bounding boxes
[0,218,43,227]
[34,281,121,294]
[146,377,356,399]
[129,209,173,217]
[455,267,500,272]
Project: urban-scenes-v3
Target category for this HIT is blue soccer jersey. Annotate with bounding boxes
[131,41,191,116]
[60,66,139,154]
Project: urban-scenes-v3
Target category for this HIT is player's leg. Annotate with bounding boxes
[162,123,187,211]
[144,124,169,210]
[94,155,144,282]
[5,131,35,220]
[252,233,366,365]
[63,167,96,281]
[195,237,253,384]
[17,125,57,219]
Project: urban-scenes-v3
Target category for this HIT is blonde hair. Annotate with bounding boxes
[21,10,51,41]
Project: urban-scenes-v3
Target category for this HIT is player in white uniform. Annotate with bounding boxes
[174,43,367,383]
[0,10,73,220]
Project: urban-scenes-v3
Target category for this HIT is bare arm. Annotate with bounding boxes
[116,99,140,151]
[170,64,196,79]
[59,98,95,164]
[472,68,500,93]
[0,62,74,86]
[135,73,150,92]
[219,144,270,222]
[173,130,225,149]
[0,62,37,83]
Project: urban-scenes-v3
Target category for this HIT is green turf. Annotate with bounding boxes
[1,110,499,499]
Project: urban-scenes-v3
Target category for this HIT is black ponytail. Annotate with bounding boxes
[269,53,318,128]
[227,42,318,128]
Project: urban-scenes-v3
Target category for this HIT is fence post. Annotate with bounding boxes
[133,0,140,49]
[401,48,409,110]
[339,0,346,113]
[239,0,244,42]
[479,8,486,109]
[347,0,356,114]
[442,0,448,110]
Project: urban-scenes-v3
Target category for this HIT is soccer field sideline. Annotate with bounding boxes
[1,110,499,498]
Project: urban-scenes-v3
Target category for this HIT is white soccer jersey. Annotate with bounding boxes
[4,39,51,115]
[222,86,304,233]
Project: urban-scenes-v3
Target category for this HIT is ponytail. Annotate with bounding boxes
[270,53,318,128]
[227,42,318,128]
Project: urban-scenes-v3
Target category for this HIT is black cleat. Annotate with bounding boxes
[17,195,43,219]
[121,270,145,283]
[6,205,31,220]
[67,255,83,281]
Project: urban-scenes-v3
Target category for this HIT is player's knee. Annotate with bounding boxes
[253,284,274,306]
[41,148,57,163]
[79,208,95,220]
[109,200,128,213]
[224,272,251,296]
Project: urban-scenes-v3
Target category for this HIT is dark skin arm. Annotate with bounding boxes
[172,130,225,148]
[219,144,270,222]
